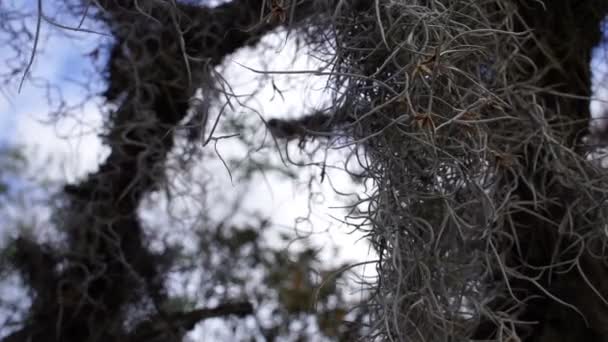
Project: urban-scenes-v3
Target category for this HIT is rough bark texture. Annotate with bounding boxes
[475,1,608,341]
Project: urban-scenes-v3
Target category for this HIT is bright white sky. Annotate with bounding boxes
[592,38,608,126]
[0,26,372,254]
[0,7,378,337]
[0,12,375,340]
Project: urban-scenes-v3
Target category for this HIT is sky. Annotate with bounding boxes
[0,3,374,340]
[0,25,371,257]
[0,6,374,338]
[592,32,608,128]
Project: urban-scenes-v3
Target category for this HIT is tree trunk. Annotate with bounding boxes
[475,1,608,341]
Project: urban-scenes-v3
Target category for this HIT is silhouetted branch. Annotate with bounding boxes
[128,302,254,342]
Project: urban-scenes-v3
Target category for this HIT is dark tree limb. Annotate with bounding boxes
[473,1,608,341]
[127,302,254,342]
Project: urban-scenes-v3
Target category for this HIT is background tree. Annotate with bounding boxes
[0,1,366,341]
[1,0,608,341]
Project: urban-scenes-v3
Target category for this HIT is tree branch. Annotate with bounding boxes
[128,302,254,342]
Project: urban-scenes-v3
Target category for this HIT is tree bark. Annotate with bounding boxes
[474,1,608,341]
